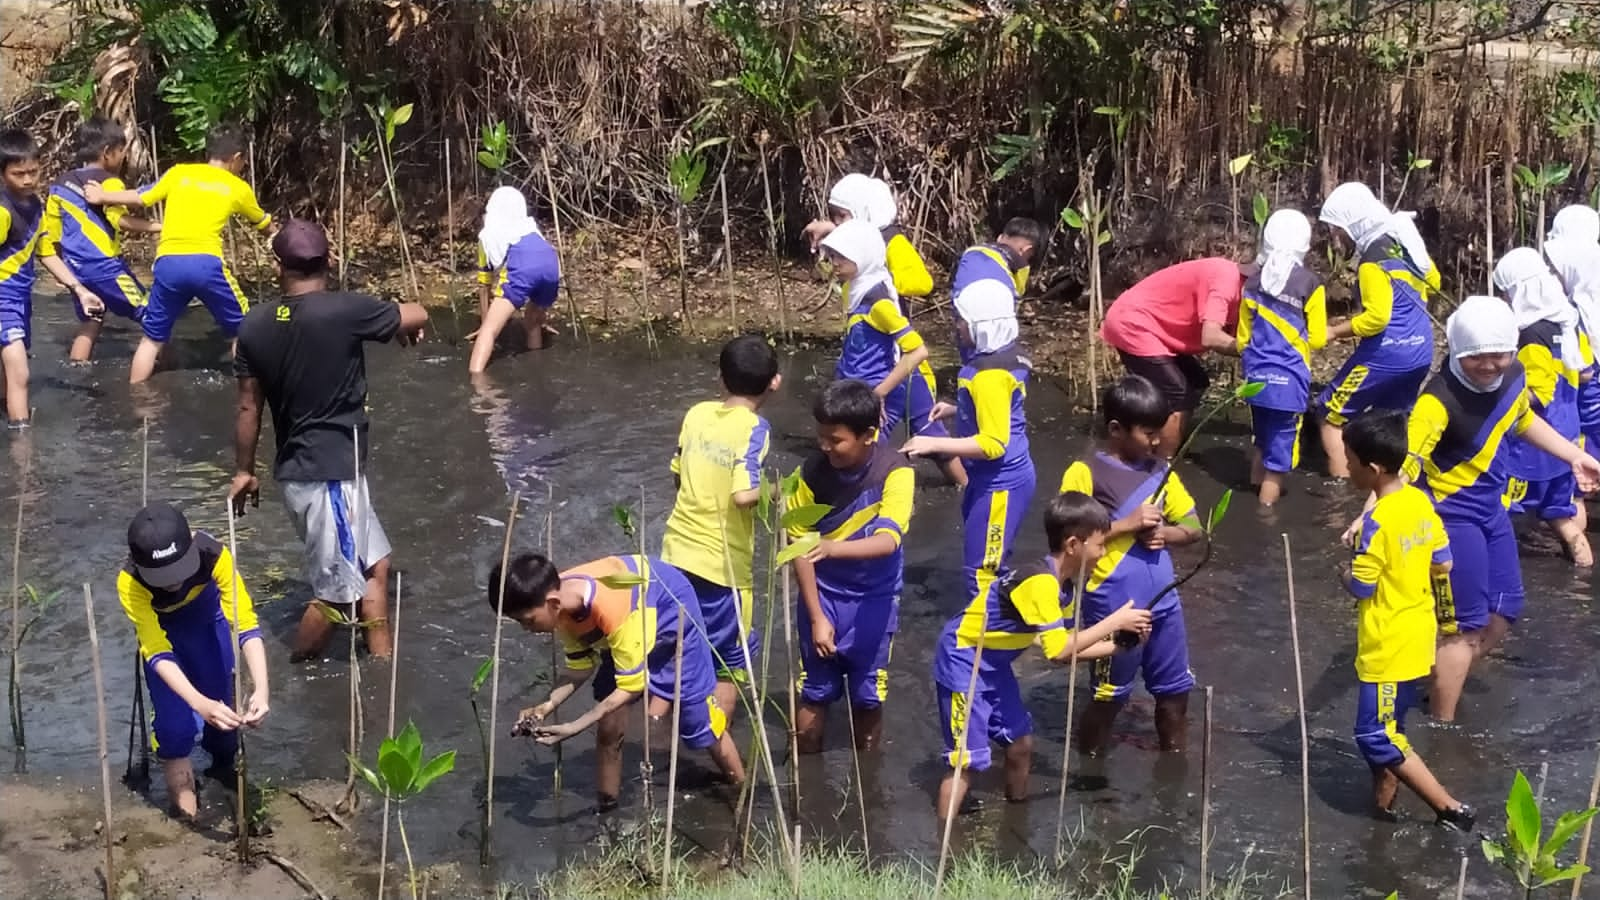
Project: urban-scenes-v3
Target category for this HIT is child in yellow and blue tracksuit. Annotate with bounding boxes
[1340,411,1474,831]
[0,129,43,426]
[1544,205,1600,463]
[947,218,1042,364]
[1495,247,1591,566]
[902,279,1034,606]
[788,379,914,754]
[468,185,561,371]
[118,503,269,819]
[491,552,745,809]
[1316,182,1439,477]
[37,117,161,362]
[1061,375,1203,755]
[661,334,781,721]
[1237,209,1327,506]
[88,124,272,383]
[931,491,1151,817]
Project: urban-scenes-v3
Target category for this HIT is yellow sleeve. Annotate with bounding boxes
[36,194,61,258]
[102,176,129,231]
[872,466,915,545]
[117,572,175,663]
[1305,285,1328,351]
[1013,266,1030,297]
[475,245,494,286]
[1511,387,1536,435]
[1350,263,1395,339]
[230,179,272,231]
[1423,262,1442,292]
[1404,393,1449,480]
[865,298,925,355]
[1010,573,1069,658]
[0,206,10,242]
[1520,343,1559,407]
[669,411,688,476]
[138,169,174,207]
[785,467,817,539]
[212,545,261,642]
[605,608,650,693]
[968,368,1017,460]
[1234,298,1254,354]
[559,627,597,671]
[885,233,934,298]
[1059,460,1093,495]
[1161,470,1200,526]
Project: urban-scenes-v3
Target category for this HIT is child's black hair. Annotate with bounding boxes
[1045,491,1112,552]
[0,129,38,171]
[485,552,561,618]
[1001,216,1045,254]
[204,125,247,162]
[720,333,780,398]
[1102,374,1171,432]
[72,117,127,166]
[813,378,880,435]
[1343,410,1409,474]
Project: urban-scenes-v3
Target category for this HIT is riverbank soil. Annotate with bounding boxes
[0,775,369,899]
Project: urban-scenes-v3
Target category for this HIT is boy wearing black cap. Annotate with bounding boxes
[230,219,427,660]
[117,503,269,818]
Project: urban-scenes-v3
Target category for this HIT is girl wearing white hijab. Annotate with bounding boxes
[1388,295,1600,720]
[1236,209,1327,505]
[804,174,936,302]
[470,186,560,371]
[1543,204,1600,457]
[1316,181,1441,477]
[1495,247,1592,566]
[902,279,1033,602]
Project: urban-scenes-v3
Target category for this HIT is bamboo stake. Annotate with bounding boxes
[842,674,870,857]
[780,507,801,817]
[545,486,566,854]
[662,602,686,886]
[1282,533,1311,900]
[378,571,403,899]
[720,170,736,328]
[1200,685,1214,899]
[336,432,365,814]
[226,498,248,862]
[538,147,584,344]
[1053,553,1089,861]
[756,135,788,339]
[791,823,802,900]
[84,584,115,899]
[337,133,348,290]
[1484,166,1494,295]
[934,629,987,899]
[8,446,27,772]
[1568,741,1600,900]
[1529,761,1551,895]
[126,419,151,790]
[483,492,522,852]
[445,139,462,344]
[1455,855,1468,900]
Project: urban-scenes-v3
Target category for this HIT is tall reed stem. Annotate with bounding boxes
[720,170,735,328]
[1569,740,1600,899]
[8,445,28,772]
[1484,166,1494,294]
[1200,685,1214,898]
[226,499,248,862]
[1282,533,1311,899]
[842,676,869,856]
[545,486,567,864]
[483,492,522,858]
[379,571,403,898]
[444,139,462,343]
[1455,855,1468,900]
[662,606,686,886]
[84,584,115,899]
[337,131,347,290]
[1053,553,1089,861]
[539,147,584,343]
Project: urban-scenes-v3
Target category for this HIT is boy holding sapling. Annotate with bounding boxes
[788,379,914,753]
[491,552,745,811]
[661,334,781,723]
[117,503,270,820]
[1060,375,1203,756]
[931,491,1150,819]
[1339,410,1474,831]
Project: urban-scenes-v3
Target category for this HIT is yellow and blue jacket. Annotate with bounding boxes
[932,557,1071,690]
[1506,320,1582,482]
[116,533,260,669]
[38,166,133,280]
[139,163,270,259]
[1404,363,1532,520]
[787,443,913,612]
[0,189,43,306]
[1345,240,1439,373]
[955,344,1032,488]
[1236,265,1327,411]
[1059,452,1200,618]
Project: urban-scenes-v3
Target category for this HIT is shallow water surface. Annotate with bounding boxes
[9,301,1600,897]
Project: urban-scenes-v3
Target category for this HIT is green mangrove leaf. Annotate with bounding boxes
[349,757,386,797]
[476,150,501,171]
[1059,207,1085,230]
[1207,489,1234,533]
[315,601,352,625]
[1097,229,1113,247]
[470,657,493,694]
[774,533,820,568]
[598,573,647,589]
[413,750,457,794]
[780,469,803,499]
[1092,105,1122,117]
[756,471,773,530]
[1228,153,1253,176]
[1252,192,1270,228]
[1382,893,1398,900]
[1535,863,1590,888]
[376,744,412,797]
[780,504,832,530]
[1481,838,1506,866]
[391,103,414,128]
[1506,770,1542,860]
[1237,380,1267,399]
[1543,807,1599,857]
[610,504,638,539]
[397,721,424,774]
[1514,164,1536,186]
[691,137,729,155]
[1410,157,1433,170]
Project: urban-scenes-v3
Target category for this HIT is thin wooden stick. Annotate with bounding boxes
[780,506,801,816]
[336,431,365,814]
[545,485,566,852]
[1053,553,1089,861]
[934,629,987,899]
[1569,741,1600,900]
[127,419,151,789]
[1484,166,1494,295]
[842,675,870,857]
[791,824,802,900]
[1530,761,1551,894]
[226,499,248,862]
[1200,685,1215,899]
[1282,533,1312,900]
[445,139,462,344]
[720,170,735,328]
[8,445,28,772]
[538,147,584,343]
[337,134,348,290]
[662,599,686,886]
[84,584,115,899]
[378,570,403,899]
[1455,855,1468,900]
[483,492,522,848]
[756,136,788,339]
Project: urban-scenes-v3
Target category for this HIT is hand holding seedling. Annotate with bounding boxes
[1116,503,1163,536]
[900,435,941,458]
[811,618,837,658]
[73,285,105,317]
[927,401,957,423]
[243,689,270,726]
[531,721,580,745]
[199,697,245,730]
[228,473,261,515]
[802,538,838,563]
[1107,600,1153,637]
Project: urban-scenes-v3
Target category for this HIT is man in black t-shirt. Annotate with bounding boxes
[229,220,427,661]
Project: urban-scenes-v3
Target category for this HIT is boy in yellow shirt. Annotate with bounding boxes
[86,124,273,383]
[661,334,781,719]
[1341,411,1472,830]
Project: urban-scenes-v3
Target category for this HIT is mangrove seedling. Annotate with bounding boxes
[610,503,639,544]
[1227,153,1253,239]
[1252,192,1271,229]
[8,584,61,771]
[351,721,456,900]
[366,98,419,297]
[1392,153,1432,209]
[667,140,725,329]
[1061,186,1113,404]
[1154,380,1266,499]
[478,119,511,177]
[468,656,493,866]
[1482,769,1598,895]
[1512,162,1572,248]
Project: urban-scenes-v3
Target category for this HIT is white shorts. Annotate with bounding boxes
[281,478,392,606]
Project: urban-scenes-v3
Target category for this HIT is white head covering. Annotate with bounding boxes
[953,279,1018,354]
[479,186,543,269]
[1445,295,1520,392]
[1544,205,1600,340]
[819,219,895,303]
[827,174,876,222]
[1255,209,1311,297]
[1318,181,1434,274]
[861,178,898,228]
[1549,204,1600,244]
[1496,246,1585,372]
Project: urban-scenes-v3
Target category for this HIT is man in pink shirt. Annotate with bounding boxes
[1101,257,1249,454]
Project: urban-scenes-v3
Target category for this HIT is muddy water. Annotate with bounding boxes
[9,300,1600,898]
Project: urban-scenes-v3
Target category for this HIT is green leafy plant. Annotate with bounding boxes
[610,503,639,543]
[1392,152,1433,209]
[478,120,510,176]
[350,721,456,899]
[1512,162,1572,247]
[1226,153,1253,239]
[1252,193,1271,229]
[468,657,493,866]
[9,585,61,770]
[366,98,419,297]
[1481,770,1598,894]
[667,138,727,328]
